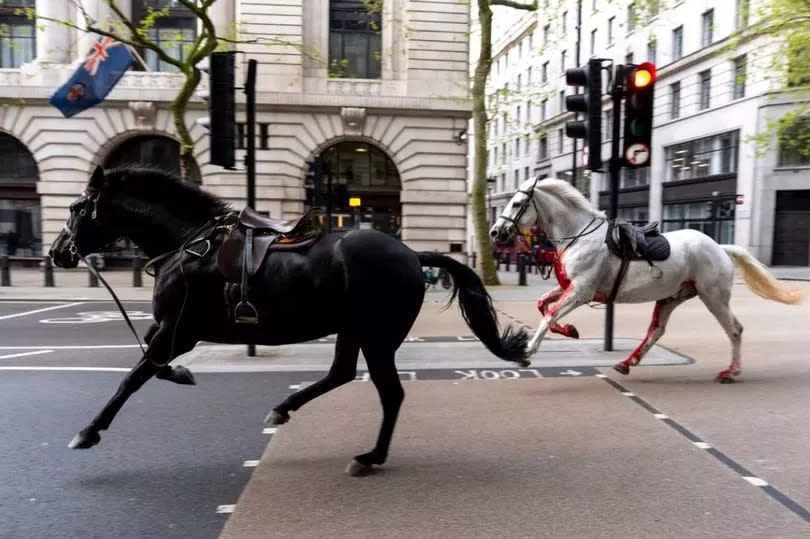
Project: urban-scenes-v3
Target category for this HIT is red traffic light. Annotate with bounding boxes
[629,62,656,89]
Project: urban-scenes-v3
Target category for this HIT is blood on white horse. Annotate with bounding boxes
[490,177,805,383]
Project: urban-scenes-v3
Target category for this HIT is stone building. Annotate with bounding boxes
[0,0,471,258]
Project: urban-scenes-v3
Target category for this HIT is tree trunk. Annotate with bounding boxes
[471,2,499,285]
[173,68,202,182]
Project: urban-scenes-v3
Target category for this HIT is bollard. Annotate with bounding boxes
[1,255,9,286]
[88,255,99,287]
[43,256,55,287]
[471,252,477,269]
[505,256,510,272]
[132,256,143,287]
[518,253,527,286]
[495,254,501,270]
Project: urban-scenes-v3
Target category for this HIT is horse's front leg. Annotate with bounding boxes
[527,286,588,355]
[68,323,196,449]
[537,287,580,338]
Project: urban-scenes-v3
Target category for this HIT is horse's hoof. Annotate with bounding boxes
[612,363,630,375]
[565,325,580,339]
[68,430,100,449]
[157,365,197,385]
[346,458,379,477]
[264,409,290,425]
[715,374,736,384]
[516,358,531,368]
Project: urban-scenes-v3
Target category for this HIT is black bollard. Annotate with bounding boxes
[88,256,99,287]
[495,254,501,270]
[471,252,477,269]
[43,256,55,287]
[505,256,510,272]
[132,256,143,287]
[518,254,527,286]
[1,255,9,286]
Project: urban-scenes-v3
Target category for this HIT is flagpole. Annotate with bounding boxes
[124,44,150,71]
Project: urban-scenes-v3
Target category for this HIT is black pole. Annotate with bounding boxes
[132,256,143,287]
[1,255,9,286]
[245,59,257,358]
[326,162,333,233]
[88,256,99,287]
[44,256,55,287]
[604,64,625,352]
[571,0,582,184]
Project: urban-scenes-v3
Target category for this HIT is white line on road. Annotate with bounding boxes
[0,366,129,372]
[0,345,142,350]
[743,476,769,487]
[0,302,84,321]
[621,392,636,397]
[693,442,712,449]
[242,460,260,467]
[653,413,669,419]
[0,350,53,360]
[216,505,236,514]
[262,428,277,435]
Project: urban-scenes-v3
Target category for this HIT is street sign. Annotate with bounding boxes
[625,143,650,166]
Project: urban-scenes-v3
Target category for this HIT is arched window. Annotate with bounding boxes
[133,0,197,72]
[0,0,36,68]
[104,135,201,183]
[0,133,39,256]
[329,1,382,79]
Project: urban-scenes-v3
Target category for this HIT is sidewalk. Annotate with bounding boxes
[1,263,808,302]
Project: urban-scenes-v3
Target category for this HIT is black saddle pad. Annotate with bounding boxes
[606,220,671,262]
[641,235,671,261]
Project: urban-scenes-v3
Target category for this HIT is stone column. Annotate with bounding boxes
[35,0,70,64]
[75,0,133,64]
[209,0,235,49]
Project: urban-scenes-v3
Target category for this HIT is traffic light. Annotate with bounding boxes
[197,52,235,169]
[565,58,603,170]
[623,62,656,168]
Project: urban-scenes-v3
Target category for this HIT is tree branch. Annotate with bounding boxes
[490,0,538,11]
[104,0,182,68]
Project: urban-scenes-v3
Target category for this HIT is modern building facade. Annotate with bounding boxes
[478,0,810,266]
[0,0,472,258]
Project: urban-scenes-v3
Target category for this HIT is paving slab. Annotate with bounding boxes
[220,379,809,539]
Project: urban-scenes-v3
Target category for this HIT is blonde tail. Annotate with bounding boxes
[722,245,805,305]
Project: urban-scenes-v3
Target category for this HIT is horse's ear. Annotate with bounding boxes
[89,165,105,190]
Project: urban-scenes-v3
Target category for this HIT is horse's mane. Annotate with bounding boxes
[103,165,230,218]
[535,178,604,218]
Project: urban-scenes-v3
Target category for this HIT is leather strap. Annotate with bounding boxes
[607,259,631,303]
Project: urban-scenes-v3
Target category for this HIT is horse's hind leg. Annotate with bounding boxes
[347,345,403,477]
[265,333,360,425]
[613,295,689,375]
[698,290,743,383]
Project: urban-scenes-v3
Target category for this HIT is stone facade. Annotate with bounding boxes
[0,0,471,256]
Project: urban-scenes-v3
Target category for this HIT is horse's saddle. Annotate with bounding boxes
[606,219,670,262]
[215,207,322,324]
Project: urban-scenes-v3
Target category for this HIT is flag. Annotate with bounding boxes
[49,36,136,118]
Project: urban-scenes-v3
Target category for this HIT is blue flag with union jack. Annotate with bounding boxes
[49,36,135,118]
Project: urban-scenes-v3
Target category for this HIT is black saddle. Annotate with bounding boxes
[606,219,670,262]
[215,208,322,325]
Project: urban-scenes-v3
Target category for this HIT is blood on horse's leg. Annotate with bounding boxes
[537,288,579,339]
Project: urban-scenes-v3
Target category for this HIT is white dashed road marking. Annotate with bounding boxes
[0,302,84,320]
[0,350,53,360]
[216,505,236,514]
[242,460,260,468]
[744,477,769,487]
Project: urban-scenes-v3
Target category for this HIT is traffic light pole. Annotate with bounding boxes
[604,64,625,352]
[570,0,582,183]
[326,160,333,233]
[245,59,257,357]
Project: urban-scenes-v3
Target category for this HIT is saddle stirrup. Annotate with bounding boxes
[235,227,259,325]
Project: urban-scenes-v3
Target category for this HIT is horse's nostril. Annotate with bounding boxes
[490,229,498,238]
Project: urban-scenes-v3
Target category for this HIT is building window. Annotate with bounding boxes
[733,55,746,99]
[558,128,564,154]
[543,25,550,46]
[699,69,711,110]
[541,99,547,121]
[527,66,532,85]
[561,49,566,73]
[670,81,680,119]
[647,40,657,64]
[516,105,521,125]
[736,0,750,29]
[665,130,739,181]
[524,166,530,181]
[524,135,531,156]
[517,74,522,92]
[672,26,683,61]
[0,132,40,256]
[562,11,567,34]
[526,102,532,123]
[328,0,382,79]
[514,169,520,189]
[618,206,649,226]
[542,61,548,83]
[627,3,636,33]
[608,17,615,44]
[778,117,810,166]
[515,137,520,157]
[0,0,36,68]
[701,9,714,48]
[604,109,613,140]
[621,167,650,188]
[501,142,506,163]
[625,52,634,65]
[590,29,597,56]
[662,201,735,244]
[135,0,196,73]
[559,89,565,113]
[539,135,548,160]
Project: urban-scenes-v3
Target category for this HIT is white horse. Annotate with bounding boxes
[489,177,805,382]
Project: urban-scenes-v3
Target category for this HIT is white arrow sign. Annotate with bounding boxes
[559,369,582,376]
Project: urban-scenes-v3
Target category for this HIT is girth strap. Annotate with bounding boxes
[607,259,631,304]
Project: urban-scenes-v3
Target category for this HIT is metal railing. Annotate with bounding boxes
[0,255,148,288]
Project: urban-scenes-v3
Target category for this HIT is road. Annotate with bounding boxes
[2,285,810,537]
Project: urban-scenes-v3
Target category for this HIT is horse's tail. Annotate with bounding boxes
[417,252,530,366]
[722,245,805,305]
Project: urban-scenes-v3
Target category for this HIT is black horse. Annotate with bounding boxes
[49,165,528,474]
